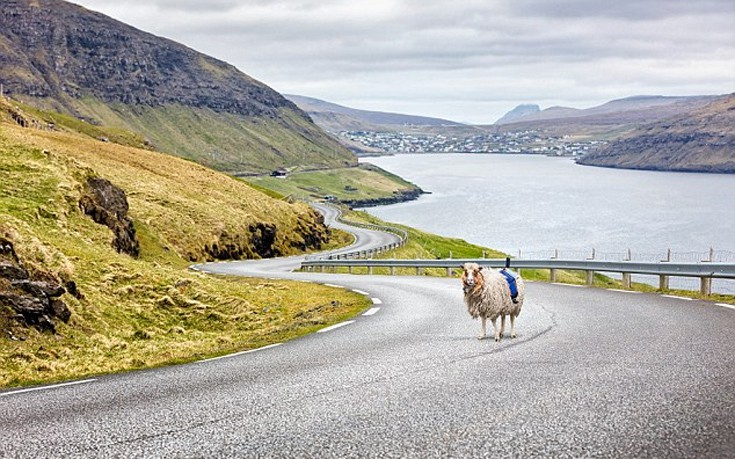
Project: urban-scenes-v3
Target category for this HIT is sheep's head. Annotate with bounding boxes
[460,262,484,294]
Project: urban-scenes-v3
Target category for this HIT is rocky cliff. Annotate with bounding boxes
[578,94,735,173]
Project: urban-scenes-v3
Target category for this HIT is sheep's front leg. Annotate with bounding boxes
[478,317,487,340]
[491,317,501,341]
[510,313,517,338]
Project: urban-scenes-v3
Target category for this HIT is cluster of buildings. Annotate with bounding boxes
[339,130,607,157]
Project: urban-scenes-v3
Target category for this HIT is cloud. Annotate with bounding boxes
[70,0,735,123]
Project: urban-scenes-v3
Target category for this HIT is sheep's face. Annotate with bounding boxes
[461,263,483,294]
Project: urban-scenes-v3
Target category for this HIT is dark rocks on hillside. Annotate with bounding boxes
[290,211,330,252]
[79,176,140,257]
[204,223,281,261]
[0,238,72,334]
[249,223,278,258]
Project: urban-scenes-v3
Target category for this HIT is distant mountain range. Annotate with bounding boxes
[0,0,354,175]
[285,95,465,131]
[491,95,720,138]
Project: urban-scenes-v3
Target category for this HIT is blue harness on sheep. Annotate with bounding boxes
[499,269,519,303]
[499,267,519,304]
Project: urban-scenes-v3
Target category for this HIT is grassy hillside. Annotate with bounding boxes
[0,106,366,388]
[16,96,356,176]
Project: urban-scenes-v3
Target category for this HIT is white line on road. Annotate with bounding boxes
[199,343,283,363]
[0,379,97,398]
[717,303,735,310]
[352,289,369,295]
[317,320,356,333]
[607,289,642,294]
[552,283,584,288]
[662,294,694,301]
[324,284,344,289]
[371,298,383,305]
[363,307,381,316]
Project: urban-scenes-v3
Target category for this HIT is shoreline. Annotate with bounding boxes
[341,187,427,208]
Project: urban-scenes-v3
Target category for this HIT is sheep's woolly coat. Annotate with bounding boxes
[462,264,525,321]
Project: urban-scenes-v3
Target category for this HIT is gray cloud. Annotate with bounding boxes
[70,0,735,123]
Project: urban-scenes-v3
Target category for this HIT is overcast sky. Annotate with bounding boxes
[71,0,735,124]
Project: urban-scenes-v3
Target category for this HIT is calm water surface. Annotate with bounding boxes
[361,154,735,292]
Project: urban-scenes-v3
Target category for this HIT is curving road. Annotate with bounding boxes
[2,207,735,458]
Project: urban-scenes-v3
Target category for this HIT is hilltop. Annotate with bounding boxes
[0,0,355,175]
[577,94,735,173]
[494,104,541,124]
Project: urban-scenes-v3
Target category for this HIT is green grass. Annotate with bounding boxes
[70,98,357,175]
[247,163,421,203]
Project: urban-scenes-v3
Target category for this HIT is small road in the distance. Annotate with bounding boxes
[2,206,735,458]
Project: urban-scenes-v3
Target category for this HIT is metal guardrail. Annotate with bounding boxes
[301,257,735,296]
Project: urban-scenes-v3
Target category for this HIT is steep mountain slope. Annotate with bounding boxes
[0,0,355,175]
[577,94,735,173]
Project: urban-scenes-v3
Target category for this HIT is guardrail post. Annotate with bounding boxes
[368,266,373,275]
[550,269,557,283]
[586,270,594,285]
[390,266,395,275]
[447,267,452,277]
[700,277,712,296]
[659,275,669,290]
[349,266,353,274]
[622,272,631,289]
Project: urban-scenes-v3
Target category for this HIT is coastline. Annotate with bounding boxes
[341,187,426,208]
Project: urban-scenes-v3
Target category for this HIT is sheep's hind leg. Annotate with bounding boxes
[478,317,487,340]
[510,313,517,338]
[491,317,501,341]
[500,314,506,339]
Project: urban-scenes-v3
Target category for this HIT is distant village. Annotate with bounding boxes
[339,130,607,156]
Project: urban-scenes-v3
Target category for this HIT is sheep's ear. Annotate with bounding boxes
[477,266,483,271]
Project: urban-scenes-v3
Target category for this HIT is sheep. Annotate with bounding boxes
[460,262,525,341]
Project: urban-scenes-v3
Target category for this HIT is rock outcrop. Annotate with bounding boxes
[79,177,140,257]
[0,238,72,335]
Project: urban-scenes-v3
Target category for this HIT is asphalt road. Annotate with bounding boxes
[2,208,735,458]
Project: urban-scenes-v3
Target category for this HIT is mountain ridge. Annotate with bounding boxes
[286,94,467,132]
